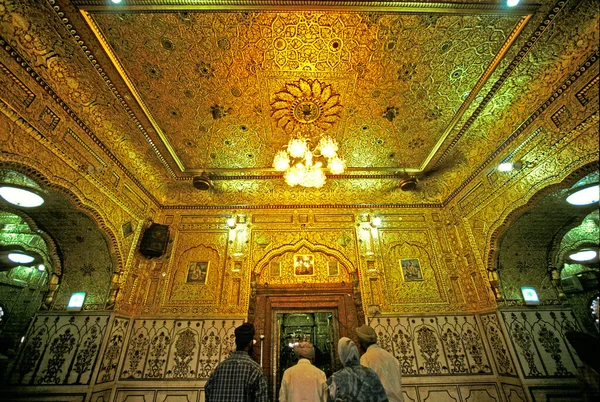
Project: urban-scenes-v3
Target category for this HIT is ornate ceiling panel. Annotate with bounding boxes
[88,9,524,173]
[0,0,597,207]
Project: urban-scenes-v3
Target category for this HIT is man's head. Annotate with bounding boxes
[355,324,377,350]
[293,342,315,361]
[234,322,256,351]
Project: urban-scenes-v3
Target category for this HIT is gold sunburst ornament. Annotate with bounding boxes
[271,79,345,188]
[271,78,342,133]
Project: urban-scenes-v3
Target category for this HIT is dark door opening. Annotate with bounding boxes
[273,311,337,400]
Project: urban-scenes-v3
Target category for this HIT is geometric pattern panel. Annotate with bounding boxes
[499,308,581,378]
[119,318,244,380]
[8,312,111,385]
[370,314,493,376]
[479,312,518,377]
[96,316,130,384]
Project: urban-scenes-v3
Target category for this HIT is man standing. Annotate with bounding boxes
[355,324,404,402]
[205,323,269,402]
[279,342,327,402]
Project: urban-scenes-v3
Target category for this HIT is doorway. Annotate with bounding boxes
[248,283,363,400]
[273,311,337,398]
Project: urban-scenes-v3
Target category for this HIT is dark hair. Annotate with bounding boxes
[234,323,255,350]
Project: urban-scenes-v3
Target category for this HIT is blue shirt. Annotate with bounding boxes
[205,351,269,402]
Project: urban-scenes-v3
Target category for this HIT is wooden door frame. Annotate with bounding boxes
[249,283,364,400]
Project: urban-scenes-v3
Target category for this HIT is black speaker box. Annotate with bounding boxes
[139,223,169,257]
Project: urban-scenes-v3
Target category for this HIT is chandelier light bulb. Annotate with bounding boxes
[288,138,307,158]
[275,129,346,188]
[328,157,346,174]
[285,166,304,186]
[273,150,290,171]
[319,136,338,158]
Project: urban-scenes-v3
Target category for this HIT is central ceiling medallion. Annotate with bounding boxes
[271,78,342,132]
[271,79,345,188]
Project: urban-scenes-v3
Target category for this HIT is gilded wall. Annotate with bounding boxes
[121,207,494,318]
[0,44,157,312]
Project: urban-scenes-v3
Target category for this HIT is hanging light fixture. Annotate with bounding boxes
[273,127,346,188]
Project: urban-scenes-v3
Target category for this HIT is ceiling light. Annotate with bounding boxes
[498,161,522,172]
[507,0,520,6]
[38,264,45,271]
[8,252,35,264]
[0,186,44,207]
[273,127,346,188]
[566,184,599,206]
[111,0,122,3]
[569,249,598,262]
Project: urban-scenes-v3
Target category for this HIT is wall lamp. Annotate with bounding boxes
[371,216,382,228]
[227,216,237,229]
[566,183,599,206]
[0,185,44,207]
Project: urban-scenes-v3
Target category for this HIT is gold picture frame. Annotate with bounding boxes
[186,261,209,284]
[294,254,315,276]
[400,258,423,281]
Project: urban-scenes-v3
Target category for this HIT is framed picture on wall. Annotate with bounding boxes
[186,261,209,284]
[294,255,314,276]
[400,258,423,281]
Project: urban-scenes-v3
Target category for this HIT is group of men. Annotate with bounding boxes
[205,322,403,402]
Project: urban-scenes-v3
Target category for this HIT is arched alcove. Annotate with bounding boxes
[490,166,599,322]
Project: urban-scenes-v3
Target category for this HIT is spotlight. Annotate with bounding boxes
[0,186,44,207]
[8,252,35,264]
[498,161,522,172]
[507,0,520,6]
[566,184,599,206]
[371,216,382,228]
[569,249,598,262]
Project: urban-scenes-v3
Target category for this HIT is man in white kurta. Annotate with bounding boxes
[356,324,404,402]
[279,342,327,402]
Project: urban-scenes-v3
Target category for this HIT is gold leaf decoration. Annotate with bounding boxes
[271,78,343,133]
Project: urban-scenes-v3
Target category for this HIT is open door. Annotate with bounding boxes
[248,283,363,400]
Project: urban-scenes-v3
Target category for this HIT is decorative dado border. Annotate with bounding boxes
[162,202,443,210]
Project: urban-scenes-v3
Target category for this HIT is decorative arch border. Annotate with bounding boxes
[253,238,357,279]
[486,161,599,273]
[0,160,124,274]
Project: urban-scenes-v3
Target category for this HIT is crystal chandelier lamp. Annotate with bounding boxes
[273,131,346,188]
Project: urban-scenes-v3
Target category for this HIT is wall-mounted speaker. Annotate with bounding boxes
[139,223,169,258]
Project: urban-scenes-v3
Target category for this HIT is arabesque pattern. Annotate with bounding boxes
[119,318,242,380]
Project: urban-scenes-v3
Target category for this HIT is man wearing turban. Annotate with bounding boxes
[206,323,268,402]
[279,342,327,402]
[355,324,403,402]
[327,337,388,402]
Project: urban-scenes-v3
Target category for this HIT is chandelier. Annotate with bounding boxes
[273,128,346,188]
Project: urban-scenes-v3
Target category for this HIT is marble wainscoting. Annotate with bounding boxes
[1,308,587,402]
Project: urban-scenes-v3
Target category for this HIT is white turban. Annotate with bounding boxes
[337,337,359,366]
[294,342,315,360]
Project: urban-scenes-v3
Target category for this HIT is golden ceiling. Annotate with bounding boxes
[2,0,599,207]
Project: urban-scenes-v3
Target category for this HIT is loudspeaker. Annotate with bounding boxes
[139,223,169,258]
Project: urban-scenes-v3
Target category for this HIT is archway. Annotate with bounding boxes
[247,239,364,399]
